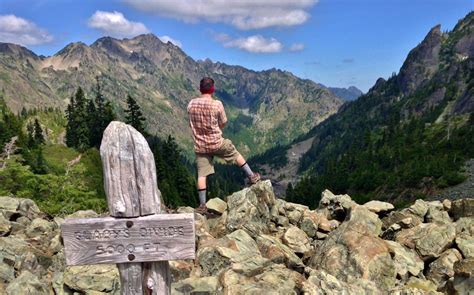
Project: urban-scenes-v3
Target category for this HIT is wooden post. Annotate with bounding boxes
[61,121,195,294]
[100,121,171,294]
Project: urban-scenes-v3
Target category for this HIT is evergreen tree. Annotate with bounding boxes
[86,98,98,147]
[26,122,36,148]
[125,94,146,134]
[65,87,90,151]
[20,107,27,118]
[33,118,45,145]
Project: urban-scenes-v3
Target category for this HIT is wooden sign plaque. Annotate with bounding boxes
[61,213,195,266]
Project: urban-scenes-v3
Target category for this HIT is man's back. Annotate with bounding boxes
[187,97,227,153]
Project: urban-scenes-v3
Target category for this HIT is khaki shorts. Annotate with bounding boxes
[196,139,241,177]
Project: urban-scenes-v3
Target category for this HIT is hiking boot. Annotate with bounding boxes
[195,204,208,215]
[248,172,261,185]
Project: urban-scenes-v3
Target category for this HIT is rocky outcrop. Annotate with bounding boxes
[0,181,472,294]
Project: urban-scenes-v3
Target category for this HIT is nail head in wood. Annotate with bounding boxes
[126,221,133,228]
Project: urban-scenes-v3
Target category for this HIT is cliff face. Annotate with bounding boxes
[0,181,472,294]
[0,34,343,154]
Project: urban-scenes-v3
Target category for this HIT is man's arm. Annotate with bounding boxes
[218,101,227,129]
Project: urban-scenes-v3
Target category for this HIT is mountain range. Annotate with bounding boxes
[0,35,344,155]
[261,11,474,205]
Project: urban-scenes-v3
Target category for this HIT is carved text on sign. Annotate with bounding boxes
[61,214,195,266]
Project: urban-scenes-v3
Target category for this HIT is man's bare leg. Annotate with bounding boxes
[197,176,207,206]
[236,154,260,183]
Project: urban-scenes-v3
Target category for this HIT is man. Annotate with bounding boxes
[188,77,260,214]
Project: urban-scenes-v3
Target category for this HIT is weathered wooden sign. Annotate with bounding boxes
[62,213,195,266]
[61,121,195,294]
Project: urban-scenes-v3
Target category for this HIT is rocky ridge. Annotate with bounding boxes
[0,180,473,294]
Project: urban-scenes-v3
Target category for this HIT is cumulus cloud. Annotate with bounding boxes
[88,11,149,38]
[124,0,318,30]
[289,43,305,52]
[159,35,182,48]
[222,35,283,53]
[0,14,53,46]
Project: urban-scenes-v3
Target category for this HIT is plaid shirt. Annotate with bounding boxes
[187,97,227,153]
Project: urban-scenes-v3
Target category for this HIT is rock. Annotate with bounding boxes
[382,210,422,231]
[450,198,474,220]
[395,223,456,260]
[207,211,228,238]
[426,248,463,288]
[386,241,424,279]
[25,218,54,238]
[63,265,119,293]
[452,258,474,295]
[256,234,304,271]
[310,206,396,290]
[197,229,261,277]
[406,277,439,293]
[316,232,328,240]
[426,206,452,224]
[276,216,289,227]
[302,269,380,294]
[319,189,356,221]
[0,214,11,236]
[299,211,319,238]
[282,226,311,254]
[231,256,271,276]
[0,261,14,283]
[455,217,474,235]
[442,199,451,211]
[17,199,41,219]
[318,215,340,232]
[169,260,193,282]
[363,200,395,214]
[287,210,302,225]
[226,180,275,237]
[66,210,99,219]
[408,199,429,218]
[0,197,20,211]
[6,270,49,294]
[172,276,220,294]
[456,235,474,258]
[220,264,305,294]
[206,198,227,214]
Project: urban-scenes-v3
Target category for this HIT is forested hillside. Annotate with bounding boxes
[262,12,474,208]
[0,86,197,215]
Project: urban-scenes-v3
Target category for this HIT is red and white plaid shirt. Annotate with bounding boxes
[187,96,227,153]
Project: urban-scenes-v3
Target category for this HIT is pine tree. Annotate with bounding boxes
[26,122,36,148]
[33,118,45,145]
[65,94,77,147]
[86,98,98,147]
[66,87,90,151]
[124,94,146,134]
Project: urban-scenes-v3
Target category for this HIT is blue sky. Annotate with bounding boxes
[0,0,472,92]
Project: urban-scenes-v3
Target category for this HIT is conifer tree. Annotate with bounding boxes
[33,118,45,145]
[124,94,146,134]
[26,122,36,148]
[66,87,90,151]
[65,94,77,147]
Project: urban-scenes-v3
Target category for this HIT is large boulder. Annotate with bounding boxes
[256,234,305,271]
[197,229,261,277]
[426,249,463,288]
[450,199,474,220]
[318,190,356,221]
[171,276,220,294]
[282,226,311,254]
[310,206,396,290]
[363,200,394,214]
[63,265,120,293]
[226,180,276,237]
[452,258,474,295]
[385,241,424,279]
[395,223,456,260]
[220,264,305,294]
[302,269,380,294]
[5,271,49,295]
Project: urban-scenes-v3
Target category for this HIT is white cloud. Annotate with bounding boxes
[289,43,305,52]
[159,35,182,48]
[124,0,317,30]
[223,35,283,53]
[0,14,53,46]
[88,11,149,38]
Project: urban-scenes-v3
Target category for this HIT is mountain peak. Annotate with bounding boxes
[397,23,442,94]
[0,43,39,60]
